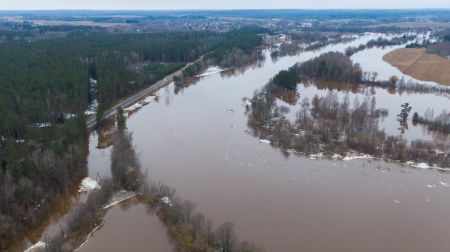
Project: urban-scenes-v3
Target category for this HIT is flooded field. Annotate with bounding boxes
[15,33,450,251]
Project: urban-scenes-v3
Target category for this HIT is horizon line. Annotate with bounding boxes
[2,8,450,11]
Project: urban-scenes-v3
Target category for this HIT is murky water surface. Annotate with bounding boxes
[77,199,172,252]
[14,34,450,252]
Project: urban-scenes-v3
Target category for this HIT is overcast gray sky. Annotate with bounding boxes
[1,0,450,10]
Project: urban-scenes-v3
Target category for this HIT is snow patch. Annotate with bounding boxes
[143,96,153,104]
[342,154,373,161]
[124,102,143,113]
[259,139,271,144]
[65,113,76,119]
[161,196,172,206]
[405,161,430,169]
[309,153,324,160]
[33,122,52,128]
[242,98,252,106]
[24,241,46,252]
[196,66,224,77]
[84,99,99,116]
[332,154,343,159]
[404,161,450,171]
[79,177,100,192]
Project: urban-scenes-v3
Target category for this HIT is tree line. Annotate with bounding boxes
[413,109,450,134]
[0,116,88,250]
[270,52,362,90]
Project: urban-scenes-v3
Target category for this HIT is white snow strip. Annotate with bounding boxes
[24,241,46,252]
[143,96,153,104]
[309,153,324,160]
[33,122,52,128]
[74,221,104,251]
[405,161,430,169]
[342,154,373,161]
[259,139,271,144]
[414,163,431,169]
[196,66,224,77]
[103,192,137,210]
[404,161,450,171]
[79,177,100,192]
[124,102,143,112]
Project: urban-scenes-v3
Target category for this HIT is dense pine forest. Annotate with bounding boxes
[0,28,263,136]
[271,52,363,90]
[0,27,263,250]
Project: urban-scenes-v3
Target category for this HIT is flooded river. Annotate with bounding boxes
[14,34,450,252]
[77,198,172,252]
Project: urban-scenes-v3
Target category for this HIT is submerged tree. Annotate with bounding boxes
[397,103,412,133]
[216,222,237,252]
[398,103,412,122]
[116,107,126,130]
[111,130,143,191]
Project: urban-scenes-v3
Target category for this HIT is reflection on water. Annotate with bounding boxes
[247,85,449,168]
[291,80,449,143]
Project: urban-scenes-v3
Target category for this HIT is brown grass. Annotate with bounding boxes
[383,48,450,86]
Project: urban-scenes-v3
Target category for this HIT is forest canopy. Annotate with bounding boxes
[0,28,263,139]
[271,52,362,90]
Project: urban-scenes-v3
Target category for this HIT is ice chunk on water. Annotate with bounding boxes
[439,181,450,187]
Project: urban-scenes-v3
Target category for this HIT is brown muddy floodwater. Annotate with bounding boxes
[77,198,172,252]
[30,33,450,252]
[82,34,450,252]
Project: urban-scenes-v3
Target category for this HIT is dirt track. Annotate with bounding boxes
[383,48,450,86]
